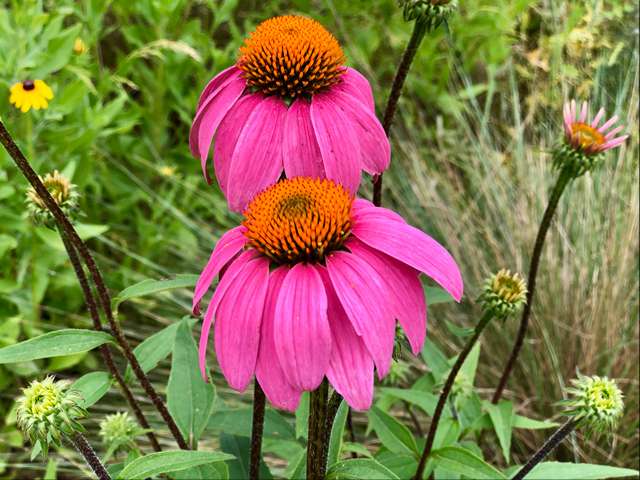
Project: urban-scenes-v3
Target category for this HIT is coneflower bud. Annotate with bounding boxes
[383,359,412,386]
[398,0,457,30]
[478,269,527,319]
[26,170,79,227]
[16,376,87,458]
[561,374,624,436]
[99,412,145,458]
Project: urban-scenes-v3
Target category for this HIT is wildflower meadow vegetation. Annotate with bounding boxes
[0,1,638,479]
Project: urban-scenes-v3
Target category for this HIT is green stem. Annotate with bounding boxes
[492,169,573,404]
[373,18,428,206]
[307,379,329,480]
[414,311,495,480]
[512,419,578,480]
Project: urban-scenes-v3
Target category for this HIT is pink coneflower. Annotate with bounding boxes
[193,177,463,411]
[563,100,629,155]
[189,16,390,212]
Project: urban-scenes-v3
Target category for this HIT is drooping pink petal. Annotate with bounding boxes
[352,212,463,302]
[579,101,588,123]
[214,256,270,392]
[601,135,629,151]
[318,268,374,411]
[310,92,361,195]
[590,107,605,128]
[346,238,427,355]
[193,226,248,315]
[598,115,618,133]
[329,90,390,175]
[605,125,624,140]
[197,66,242,111]
[190,74,246,183]
[226,96,288,212]
[255,267,302,412]
[198,249,257,378]
[273,264,331,391]
[213,94,263,195]
[351,198,406,224]
[326,251,395,378]
[283,99,325,179]
[333,67,376,113]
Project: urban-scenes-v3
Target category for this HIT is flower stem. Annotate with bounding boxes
[249,382,266,480]
[69,432,111,480]
[0,120,188,450]
[492,169,573,404]
[307,379,329,480]
[58,228,161,452]
[373,19,428,206]
[512,419,578,480]
[414,311,495,480]
[322,391,344,470]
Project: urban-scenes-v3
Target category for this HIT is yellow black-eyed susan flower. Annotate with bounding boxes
[9,80,54,113]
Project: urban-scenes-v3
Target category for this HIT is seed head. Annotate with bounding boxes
[26,170,79,227]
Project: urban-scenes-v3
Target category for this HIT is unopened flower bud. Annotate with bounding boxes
[100,412,145,458]
[398,0,457,30]
[16,376,86,457]
[478,269,527,319]
[561,374,624,435]
[73,37,87,55]
[26,170,79,227]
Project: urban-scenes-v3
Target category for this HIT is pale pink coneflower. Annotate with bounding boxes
[189,16,390,212]
[193,177,463,411]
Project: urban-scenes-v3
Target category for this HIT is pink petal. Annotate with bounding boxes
[326,251,395,378]
[318,268,374,411]
[226,96,288,212]
[213,94,263,195]
[598,115,619,133]
[579,101,588,123]
[283,99,325,179]
[352,213,463,302]
[591,107,605,128]
[274,264,331,391]
[190,74,246,183]
[351,198,406,224]
[601,135,629,151]
[563,102,572,131]
[193,226,248,315]
[346,238,427,355]
[255,267,302,411]
[214,256,270,392]
[330,90,390,175]
[310,92,362,195]
[198,249,257,378]
[333,67,376,113]
[570,100,577,121]
[197,66,243,111]
[605,125,624,140]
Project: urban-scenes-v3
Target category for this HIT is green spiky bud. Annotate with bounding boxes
[552,143,604,179]
[26,170,79,227]
[16,376,86,458]
[478,269,527,319]
[398,0,457,30]
[99,412,145,459]
[561,374,624,436]
[383,359,412,386]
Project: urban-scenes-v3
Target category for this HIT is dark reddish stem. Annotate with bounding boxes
[0,120,188,450]
[69,433,111,480]
[307,379,329,480]
[249,382,266,479]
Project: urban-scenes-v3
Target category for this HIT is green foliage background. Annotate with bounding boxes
[0,0,638,477]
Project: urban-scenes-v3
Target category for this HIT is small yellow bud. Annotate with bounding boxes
[73,37,87,55]
[478,269,527,319]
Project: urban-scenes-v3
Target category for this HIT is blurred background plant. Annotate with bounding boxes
[0,0,637,477]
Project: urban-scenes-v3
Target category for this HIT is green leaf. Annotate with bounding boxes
[167,319,216,446]
[374,451,417,479]
[115,451,234,480]
[445,320,475,338]
[0,329,113,363]
[369,407,419,457]
[72,371,111,407]
[425,286,455,305]
[327,400,348,468]
[220,434,272,479]
[173,463,229,480]
[458,342,481,386]
[35,224,109,251]
[327,459,400,480]
[296,392,310,440]
[33,24,82,76]
[421,338,449,381]
[287,451,306,480]
[512,462,639,479]
[124,319,192,382]
[208,408,296,440]
[484,400,514,462]
[512,415,559,430]
[112,275,199,313]
[379,387,439,416]
[430,446,506,479]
